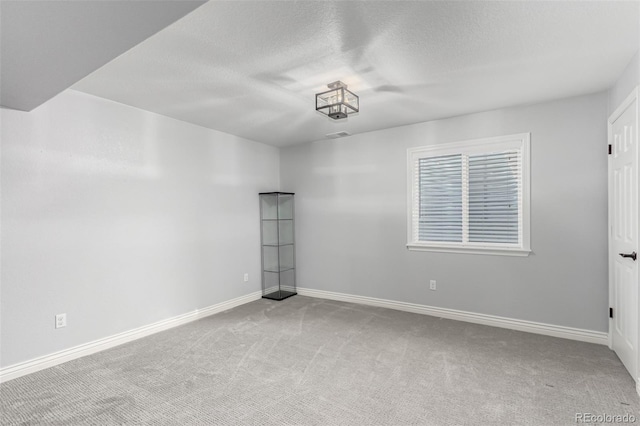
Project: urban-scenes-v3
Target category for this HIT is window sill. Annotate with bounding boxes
[406,243,531,257]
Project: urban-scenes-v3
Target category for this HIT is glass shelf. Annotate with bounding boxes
[264,267,295,273]
[261,219,293,246]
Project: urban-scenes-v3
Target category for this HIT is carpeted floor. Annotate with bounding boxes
[1,296,638,425]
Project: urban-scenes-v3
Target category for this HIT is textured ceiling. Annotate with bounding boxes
[0,0,206,112]
[73,1,640,147]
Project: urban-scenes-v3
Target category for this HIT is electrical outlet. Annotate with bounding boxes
[55,313,67,329]
[243,273,249,282]
[429,280,437,291]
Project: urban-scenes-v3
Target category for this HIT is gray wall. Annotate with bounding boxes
[608,51,639,115]
[1,90,279,367]
[281,92,609,332]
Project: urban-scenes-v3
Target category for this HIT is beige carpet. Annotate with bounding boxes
[1,296,638,425]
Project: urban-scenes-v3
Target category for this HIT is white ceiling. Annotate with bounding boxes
[0,0,206,111]
[70,1,639,147]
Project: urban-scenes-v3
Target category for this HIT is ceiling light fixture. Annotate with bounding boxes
[315,81,359,120]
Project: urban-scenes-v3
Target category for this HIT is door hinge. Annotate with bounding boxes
[608,144,612,155]
[609,307,613,318]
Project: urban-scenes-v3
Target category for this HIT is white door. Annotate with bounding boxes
[609,87,639,385]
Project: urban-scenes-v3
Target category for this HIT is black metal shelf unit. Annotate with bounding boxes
[259,192,296,301]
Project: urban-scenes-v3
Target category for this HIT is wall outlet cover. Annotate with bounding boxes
[55,313,67,329]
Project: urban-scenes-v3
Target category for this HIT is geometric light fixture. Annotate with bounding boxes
[315,81,359,120]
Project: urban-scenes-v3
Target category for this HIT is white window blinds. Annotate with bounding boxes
[408,133,530,256]
[418,154,463,242]
[468,151,521,244]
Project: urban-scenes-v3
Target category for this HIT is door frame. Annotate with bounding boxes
[607,86,640,396]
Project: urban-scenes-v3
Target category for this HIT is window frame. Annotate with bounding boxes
[407,133,531,256]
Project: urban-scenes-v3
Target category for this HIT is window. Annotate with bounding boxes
[407,133,530,256]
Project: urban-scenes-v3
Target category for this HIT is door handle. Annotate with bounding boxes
[619,251,637,261]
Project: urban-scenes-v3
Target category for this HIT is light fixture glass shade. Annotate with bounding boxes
[315,82,359,120]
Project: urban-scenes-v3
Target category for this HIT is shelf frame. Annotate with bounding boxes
[259,192,297,301]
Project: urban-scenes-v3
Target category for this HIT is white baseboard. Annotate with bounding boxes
[296,288,608,345]
[637,378,640,397]
[0,291,262,383]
